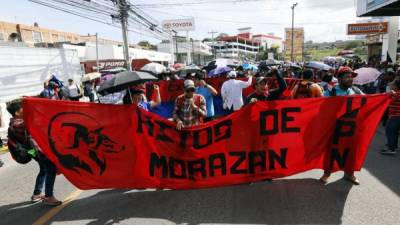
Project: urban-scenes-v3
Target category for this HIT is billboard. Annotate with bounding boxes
[284,28,304,61]
[161,18,195,31]
[347,22,388,35]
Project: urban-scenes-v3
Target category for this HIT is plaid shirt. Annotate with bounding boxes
[173,94,207,127]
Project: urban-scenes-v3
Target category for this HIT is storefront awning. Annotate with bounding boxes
[358,0,400,17]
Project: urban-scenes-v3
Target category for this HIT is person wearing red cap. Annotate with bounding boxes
[129,84,161,112]
[320,66,364,185]
[323,66,363,97]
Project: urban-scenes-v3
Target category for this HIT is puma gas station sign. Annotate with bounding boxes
[161,18,195,31]
[347,22,388,35]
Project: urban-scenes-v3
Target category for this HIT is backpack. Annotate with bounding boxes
[7,131,32,164]
[84,85,90,97]
[294,81,313,98]
[329,86,363,96]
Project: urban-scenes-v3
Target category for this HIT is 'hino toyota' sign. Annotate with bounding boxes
[347,22,388,35]
[162,18,195,31]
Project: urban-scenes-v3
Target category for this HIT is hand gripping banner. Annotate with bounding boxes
[23,94,390,190]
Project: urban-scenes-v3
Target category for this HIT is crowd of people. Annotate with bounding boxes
[1,59,400,206]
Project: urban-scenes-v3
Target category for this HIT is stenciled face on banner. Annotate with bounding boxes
[48,112,126,176]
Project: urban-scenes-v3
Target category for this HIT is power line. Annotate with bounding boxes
[28,0,169,41]
[133,0,265,8]
[144,8,358,26]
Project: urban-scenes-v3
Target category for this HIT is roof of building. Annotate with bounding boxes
[253,34,283,40]
[218,35,261,45]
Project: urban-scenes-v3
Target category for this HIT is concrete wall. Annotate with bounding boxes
[83,44,172,63]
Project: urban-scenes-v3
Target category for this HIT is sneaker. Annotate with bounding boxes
[343,174,360,185]
[43,196,62,206]
[319,175,329,185]
[31,194,45,203]
[381,149,397,155]
[0,159,4,167]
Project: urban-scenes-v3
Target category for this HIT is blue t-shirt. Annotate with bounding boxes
[196,87,214,118]
[323,85,356,96]
[138,100,151,111]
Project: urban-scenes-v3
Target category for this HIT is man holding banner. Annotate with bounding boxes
[321,66,364,185]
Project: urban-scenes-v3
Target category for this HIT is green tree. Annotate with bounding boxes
[137,41,157,50]
[344,41,361,50]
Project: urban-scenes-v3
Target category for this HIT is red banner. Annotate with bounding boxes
[23,95,389,190]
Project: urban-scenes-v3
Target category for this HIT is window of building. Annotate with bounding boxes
[0,32,4,42]
[32,31,42,43]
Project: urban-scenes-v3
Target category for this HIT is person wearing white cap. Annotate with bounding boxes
[221,70,253,113]
[173,79,207,130]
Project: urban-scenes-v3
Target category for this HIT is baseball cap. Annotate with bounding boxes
[228,71,237,78]
[336,66,357,78]
[184,79,195,90]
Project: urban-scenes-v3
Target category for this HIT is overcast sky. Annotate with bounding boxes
[1,0,366,44]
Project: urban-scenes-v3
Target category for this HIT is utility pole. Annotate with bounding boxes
[82,33,99,72]
[208,31,217,59]
[186,31,191,65]
[291,2,298,63]
[114,0,131,71]
[173,31,179,63]
[191,38,195,65]
[95,33,99,72]
[169,31,175,65]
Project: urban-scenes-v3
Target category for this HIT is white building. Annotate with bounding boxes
[157,40,212,65]
[62,43,172,64]
[252,34,284,53]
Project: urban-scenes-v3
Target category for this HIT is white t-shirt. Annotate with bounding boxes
[221,76,253,111]
[68,84,80,98]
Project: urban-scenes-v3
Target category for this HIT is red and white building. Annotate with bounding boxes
[209,28,283,60]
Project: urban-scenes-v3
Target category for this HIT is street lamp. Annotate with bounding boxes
[291,2,298,62]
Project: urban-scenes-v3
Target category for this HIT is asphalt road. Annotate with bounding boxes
[0,126,399,225]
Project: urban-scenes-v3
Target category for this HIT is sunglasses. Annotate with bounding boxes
[185,88,195,93]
